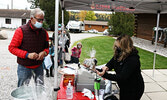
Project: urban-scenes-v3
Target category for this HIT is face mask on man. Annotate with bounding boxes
[34,21,43,28]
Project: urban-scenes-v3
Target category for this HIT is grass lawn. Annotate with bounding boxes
[71,36,167,69]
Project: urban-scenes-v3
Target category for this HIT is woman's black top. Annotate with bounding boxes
[103,50,144,100]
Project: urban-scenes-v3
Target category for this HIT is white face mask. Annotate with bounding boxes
[49,42,52,45]
[34,21,43,28]
[78,46,81,48]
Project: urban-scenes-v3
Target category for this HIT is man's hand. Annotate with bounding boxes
[36,51,47,60]
[28,52,39,60]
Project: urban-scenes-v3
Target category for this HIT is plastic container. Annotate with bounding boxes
[66,81,73,99]
[11,85,46,100]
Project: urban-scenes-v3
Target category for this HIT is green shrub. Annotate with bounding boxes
[108,12,135,36]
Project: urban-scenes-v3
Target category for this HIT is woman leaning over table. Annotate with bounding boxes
[96,35,144,100]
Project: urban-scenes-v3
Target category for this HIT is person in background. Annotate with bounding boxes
[70,42,82,64]
[64,30,71,52]
[45,37,54,77]
[96,35,144,100]
[63,30,71,64]
[52,24,70,66]
[58,29,69,67]
[52,27,70,49]
[8,8,49,87]
[52,24,62,44]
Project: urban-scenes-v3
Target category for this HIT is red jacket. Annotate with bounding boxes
[8,20,49,68]
[71,47,81,58]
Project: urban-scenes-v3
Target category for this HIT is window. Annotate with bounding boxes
[22,19,26,25]
[5,19,11,24]
[88,25,91,28]
[102,26,105,28]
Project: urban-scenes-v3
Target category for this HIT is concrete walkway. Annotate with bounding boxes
[0,30,167,100]
[141,69,167,100]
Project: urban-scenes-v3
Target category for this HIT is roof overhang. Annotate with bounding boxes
[62,0,167,14]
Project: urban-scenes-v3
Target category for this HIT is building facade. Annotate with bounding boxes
[0,9,30,29]
[84,20,108,32]
[135,13,167,40]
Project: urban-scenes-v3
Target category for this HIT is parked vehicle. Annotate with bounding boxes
[152,27,167,48]
[87,29,98,33]
[66,21,85,33]
[103,29,109,35]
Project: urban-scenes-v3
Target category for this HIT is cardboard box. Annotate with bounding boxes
[63,74,75,86]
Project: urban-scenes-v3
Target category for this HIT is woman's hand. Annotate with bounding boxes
[96,69,105,76]
[102,66,109,71]
[96,66,109,76]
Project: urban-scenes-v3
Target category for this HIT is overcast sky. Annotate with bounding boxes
[0,0,31,9]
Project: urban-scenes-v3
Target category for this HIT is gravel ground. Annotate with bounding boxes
[132,36,167,57]
[0,30,103,100]
[0,30,166,100]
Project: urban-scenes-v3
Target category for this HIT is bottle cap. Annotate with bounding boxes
[68,80,71,86]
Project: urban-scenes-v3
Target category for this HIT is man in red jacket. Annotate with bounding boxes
[8,8,49,87]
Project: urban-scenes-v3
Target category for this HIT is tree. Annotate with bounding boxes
[27,0,40,8]
[27,0,69,31]
[68,11,111,21]
[108,12,135,36]
[69,11,80,20]
[85,11,97,21]
[64,10,69,27]
[79,10,87,21]
[74,13,79,20]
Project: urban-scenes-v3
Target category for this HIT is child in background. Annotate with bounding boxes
[45,37,54,77]
[70,42,82,64]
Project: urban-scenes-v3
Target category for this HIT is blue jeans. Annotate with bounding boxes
[17,64,44,87]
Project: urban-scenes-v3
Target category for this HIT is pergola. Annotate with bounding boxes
[53,0,167,99]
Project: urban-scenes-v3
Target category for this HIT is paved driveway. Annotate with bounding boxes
[0,30,102,100]
[1,30,167,100]
[0,30,18,100]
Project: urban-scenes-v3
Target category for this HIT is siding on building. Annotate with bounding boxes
[0,17,29,28]
[85,24,108,32]
[84,20,108,32]
[136,14,167,40]
[0,9,30,29]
